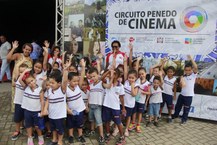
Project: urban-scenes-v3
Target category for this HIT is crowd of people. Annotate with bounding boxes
[0,36,198,145]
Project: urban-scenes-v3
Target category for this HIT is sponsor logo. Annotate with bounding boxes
[180,6,208,33]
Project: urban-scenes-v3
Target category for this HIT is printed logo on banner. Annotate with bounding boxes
[180,6,208,33]
[185,38,192,44]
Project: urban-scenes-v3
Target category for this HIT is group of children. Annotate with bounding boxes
[10,40,198,145]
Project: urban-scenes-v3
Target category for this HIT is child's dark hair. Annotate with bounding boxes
[153,66,161,70]
[68,72,79,81]
[138,67,146,72]
[89,67,99,74]
[128,69,137,77]
[114,68,121,78]
[19,63,28,68]
[167,66,175,72]
[49,69,62,83]
[83,78,89,85]
[184,63,193,68]
[53,61,59,67]
[153,76,161,82]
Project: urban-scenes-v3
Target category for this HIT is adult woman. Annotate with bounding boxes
[105,40,126,69]
[7,40,33,112]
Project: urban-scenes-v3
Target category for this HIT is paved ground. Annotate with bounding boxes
[1,82,217,145]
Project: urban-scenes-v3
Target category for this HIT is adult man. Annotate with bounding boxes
[0,34,12,83]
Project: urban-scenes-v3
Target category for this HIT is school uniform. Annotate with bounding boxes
[21,86,42,128]
[103,83,125,125]
[161,75,176,108]
[14,79,25,123]
[89,81,104,126]
[35,71,47,87]
[173,73,197,122]
[123,80,139,117]
[148,86,163,116]
[133,79,150,114]
[66,85,86,129]
[47,87,66,135]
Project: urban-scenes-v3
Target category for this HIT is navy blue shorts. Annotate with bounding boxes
[49,118,65,135]
[120,105,133,118]
[67,111,84,129]
[132,102,145,114]
[44,116,49,123]
[14,104,24,123]
[161,93,173,108]
[102,106,121,125]
[24,110,40,128]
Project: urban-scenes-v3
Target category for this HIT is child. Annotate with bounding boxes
[172,55,198,124]
[122,54,139,137]
[11,59,28,140]
[80,78,90,126]
[146,76,163,127]
[32,46,48,87]
[159,66,176,123]
[102,68,126,145]
[42,79,52,138]
[66,59,86,144]
[43,59,70,145]
[129,67,150,133]
[149,58,166,84]
[20,70,45,145]
[87,67,105,144]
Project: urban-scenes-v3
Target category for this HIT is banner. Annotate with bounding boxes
[106,0,217,63]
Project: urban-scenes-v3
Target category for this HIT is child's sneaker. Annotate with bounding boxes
[84,130,95,137]
[153,121,159,127]
[136,125,141,133]
[78,135,86,143]
[112,127,119,137]
[124,129,129,137]
[38,136,44,145]
[45,131,52,138]
[104,133,111,143]
[116,136,126,145]
[68,136,74,143]
[98,136,105,145]
[167,118,172,123]
[27,137,34,145]
[146,121,152,127]
[128,123,136,131]
[11,131,20,140]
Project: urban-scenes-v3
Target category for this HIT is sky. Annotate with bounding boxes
[0,0,55,48]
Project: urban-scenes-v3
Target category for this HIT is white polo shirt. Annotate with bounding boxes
[181,73,197,97]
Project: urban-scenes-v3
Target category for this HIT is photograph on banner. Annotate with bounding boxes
[65,14,84,42]
[84,0,106,28]
[195,78,215,96]
[213,80,217,96]
[65,0,84,15]
[83,40,105,66]
[64,40,83,63]
[83,28,105,41]
[197,62,217,79]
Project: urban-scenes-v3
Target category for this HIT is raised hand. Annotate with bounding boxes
[128,43,133,51]
[12,40,19,49]
[80,58,86,68]
[43,40,50,48]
